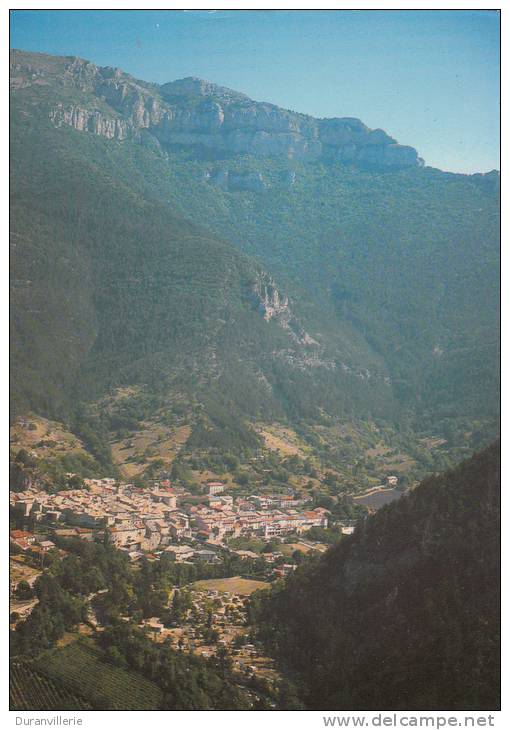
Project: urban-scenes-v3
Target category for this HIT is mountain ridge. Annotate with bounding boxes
[10,48,423,167]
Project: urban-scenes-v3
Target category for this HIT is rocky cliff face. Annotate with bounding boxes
[254,275,290,321]
[252,274,320,352]
[11,50,424,169]
[49,103,132,140]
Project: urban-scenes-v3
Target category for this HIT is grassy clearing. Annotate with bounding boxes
[280,541,327,556]
[255,423,309,457]
[56,625,94,647]
[9,414,88,460]
[10,557,42,586]
[419,437,448,449]
[191,576,270,595]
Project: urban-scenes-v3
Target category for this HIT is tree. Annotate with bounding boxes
[235,471,249,486]
[215,645,233,674]
[15,449,35,467]
[292,549,305,564]
[277,679,304,709]
[15,580,34,600]
[68,474,84,489]
[105,645,127,669]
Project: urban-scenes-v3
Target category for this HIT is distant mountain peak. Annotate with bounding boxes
[160,76,251,103]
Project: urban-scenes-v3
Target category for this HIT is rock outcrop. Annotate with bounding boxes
[49,103,132,140]
[11,49,424,168]
[253,274,319,349]
[254,276,290,321]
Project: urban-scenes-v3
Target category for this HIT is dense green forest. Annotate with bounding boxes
[166,155,500,424]
[253,441,500,710]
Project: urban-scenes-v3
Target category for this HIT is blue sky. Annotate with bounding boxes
[10,9,500,173]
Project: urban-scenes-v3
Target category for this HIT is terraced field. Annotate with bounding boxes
[110,421,191,478]
[33,639,163,710]
[10,663,91,710]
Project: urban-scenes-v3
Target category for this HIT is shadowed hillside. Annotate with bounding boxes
[254,441,500,710]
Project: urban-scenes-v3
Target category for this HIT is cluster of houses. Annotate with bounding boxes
[10,529,55,554]
[10,477,328,560]
[190,499,327,541]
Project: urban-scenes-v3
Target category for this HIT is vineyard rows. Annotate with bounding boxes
[10,663,91,710]
[33,640,163,710]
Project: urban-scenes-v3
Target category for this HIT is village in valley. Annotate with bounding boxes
[10,476,332,557]
[10,425,403,691]
[10,475,339,684]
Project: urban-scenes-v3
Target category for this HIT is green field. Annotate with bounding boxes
[10,663,92,710]
[33,640,163,710]
[191,576,270,595]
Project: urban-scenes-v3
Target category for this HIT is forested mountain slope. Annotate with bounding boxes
[10,102,394,429]
[254,441,500,710]
[10,49,500,467]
